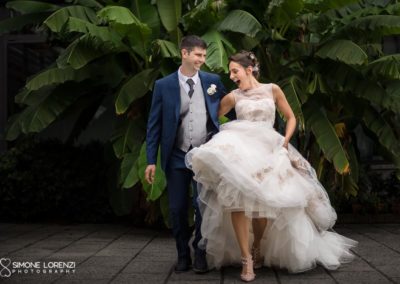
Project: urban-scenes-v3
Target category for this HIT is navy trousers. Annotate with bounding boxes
[165,148,203,262]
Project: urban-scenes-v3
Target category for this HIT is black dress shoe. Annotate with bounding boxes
[193,251,209,274]
[174,258,191,273]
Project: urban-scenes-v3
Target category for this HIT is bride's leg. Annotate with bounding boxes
[251,218,267,268]
[231,211,250,258]
[252,218,267,248]
[231,211,254,281]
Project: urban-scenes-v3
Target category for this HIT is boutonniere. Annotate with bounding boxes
[207,84,217,95]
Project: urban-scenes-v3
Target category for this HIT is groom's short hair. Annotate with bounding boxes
[180,35,207,53]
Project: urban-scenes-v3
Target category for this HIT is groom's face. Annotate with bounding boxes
[182,47,207,71]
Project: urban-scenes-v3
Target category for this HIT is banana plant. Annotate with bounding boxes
[2,0,173,218]
[2,0,400,224]
[1,0,265,223]
[259,0,400,197]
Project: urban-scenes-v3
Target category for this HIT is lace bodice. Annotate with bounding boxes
[233,84,276,127]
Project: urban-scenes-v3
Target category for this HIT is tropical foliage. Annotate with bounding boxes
[0,139,114,222]
[1,0,400,224]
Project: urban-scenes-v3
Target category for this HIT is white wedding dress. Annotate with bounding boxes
[185,84,357,273]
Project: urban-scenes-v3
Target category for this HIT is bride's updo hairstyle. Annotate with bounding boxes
[229,50,260,79]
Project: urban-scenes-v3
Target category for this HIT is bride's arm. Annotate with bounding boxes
[272,84,296,149]
[218,93,235,117]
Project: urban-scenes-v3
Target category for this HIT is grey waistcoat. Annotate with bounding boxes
[175,80,208,152]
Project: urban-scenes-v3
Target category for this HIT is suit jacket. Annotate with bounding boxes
[146,70,227,171]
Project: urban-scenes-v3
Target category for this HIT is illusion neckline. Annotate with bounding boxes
[238,83,266,94]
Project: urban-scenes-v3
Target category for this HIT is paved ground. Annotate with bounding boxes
[0,223,399,283]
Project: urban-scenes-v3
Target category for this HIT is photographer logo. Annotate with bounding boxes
[0,258,75,278]
[0,258,12,278]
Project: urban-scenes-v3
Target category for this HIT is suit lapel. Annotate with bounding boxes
[199,71,211,111]
[170,71,181,122]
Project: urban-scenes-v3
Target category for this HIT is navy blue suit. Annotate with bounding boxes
[146,70,226,262]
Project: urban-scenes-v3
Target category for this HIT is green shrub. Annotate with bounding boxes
[0,139,114,222]
[332,170,400,214]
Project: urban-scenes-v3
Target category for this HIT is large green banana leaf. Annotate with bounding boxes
[340,15,400,38]
[362,105,400,160]
[26,56,123,91]
[304,102,350,174]
[353,80,400,114]
[137,143,166,201]
[44,5,98,32]
[116,117,146,188]
[181,0,219,35]
[115,68,159,115]
[202,30,235,73]
[68,0,104,10]
[367,54,400,80]
[347,142,359,184]
[98,5,147,26]
[56,35,117,69]
[316,40,368,66]
[97,6,151,59]
[156,0,181,32]
[120,152,140,189]
[267,0,304,28]
[66,17,123,47]
[26,66,92,91]
[6,0,59,14]
[154,40,180,59]
[280,76,305,129]
[217,9,262,38]
[56,17,127,68]
[7,84,81,137]
[157,0,182,44]
[5,113,23,141]
[130,0,161,38]
[385,81,400,114]
[305,0,359,12]
[342,174,358,197]
[112,117,145,159]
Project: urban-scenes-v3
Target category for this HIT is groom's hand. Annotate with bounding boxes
[145,165,156,184]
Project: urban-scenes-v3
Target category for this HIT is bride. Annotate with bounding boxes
[185,50,357,282]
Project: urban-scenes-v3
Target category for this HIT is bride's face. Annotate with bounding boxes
[229,61,253,90]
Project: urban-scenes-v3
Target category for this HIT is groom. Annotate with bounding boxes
[145,35,227,273]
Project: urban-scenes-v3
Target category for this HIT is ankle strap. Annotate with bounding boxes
[241,256,253,264]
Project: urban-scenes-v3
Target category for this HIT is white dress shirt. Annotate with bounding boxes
[178,67,200,95]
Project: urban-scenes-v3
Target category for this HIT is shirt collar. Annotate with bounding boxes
[178,67,199,86]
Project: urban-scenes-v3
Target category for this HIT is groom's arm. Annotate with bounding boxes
[146,80,162,165]
[216,76,227,98]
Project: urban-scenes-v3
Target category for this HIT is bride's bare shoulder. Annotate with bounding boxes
[223,92,236,104]
[269,83,285,100]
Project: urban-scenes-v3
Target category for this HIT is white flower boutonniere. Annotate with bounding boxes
[207,84,217,95]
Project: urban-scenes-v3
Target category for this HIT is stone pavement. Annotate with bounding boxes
[0,223,399,283]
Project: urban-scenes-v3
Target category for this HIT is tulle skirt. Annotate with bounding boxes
[185,120,357,273]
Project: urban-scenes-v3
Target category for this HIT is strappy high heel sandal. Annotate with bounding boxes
[251,246,264,269]
[240,256,255,282]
